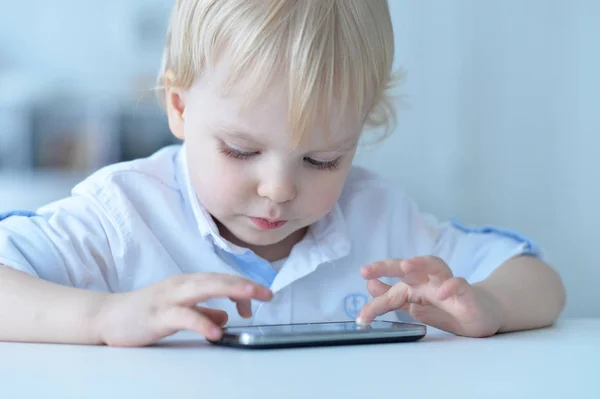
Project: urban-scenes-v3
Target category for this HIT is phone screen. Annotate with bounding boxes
[223,321,413,336]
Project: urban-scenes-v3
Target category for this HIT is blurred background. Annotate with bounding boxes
[0,1,598,318]
[0,0,177,209]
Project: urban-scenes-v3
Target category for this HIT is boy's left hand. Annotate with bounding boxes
[356,256,505,337]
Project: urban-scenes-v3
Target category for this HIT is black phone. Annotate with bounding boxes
[207,320,426,349]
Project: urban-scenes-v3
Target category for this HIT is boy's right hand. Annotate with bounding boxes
[95,273,272,347]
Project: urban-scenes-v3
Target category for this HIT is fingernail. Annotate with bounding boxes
[355,317,369,326]
[211,327,222,338]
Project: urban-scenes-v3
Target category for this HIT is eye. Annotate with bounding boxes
[304,157,341,171]
[218,142,259,160]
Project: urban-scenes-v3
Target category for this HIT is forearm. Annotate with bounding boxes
[0,265,108,345]
[474,255,566,333]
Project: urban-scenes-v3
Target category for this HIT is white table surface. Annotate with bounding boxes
[0,318,598,399]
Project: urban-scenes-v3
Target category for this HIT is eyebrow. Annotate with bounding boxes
[217,124,359,151]
[217,126,265,145]
[325,136,359,151]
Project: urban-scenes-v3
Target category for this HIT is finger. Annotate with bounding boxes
[362,260,429,285]
[406,256,453,286]
[366,279,392,297]
[171,275,273,306]
[195,307,229,326]
[231,298,252,319]
[163,307,223,340]
[400,271,430,285]
[437,277,470,301]
[360,259,406,279]
[356,284,409,325]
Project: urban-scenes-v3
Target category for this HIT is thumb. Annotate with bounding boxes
[195,306,229,326]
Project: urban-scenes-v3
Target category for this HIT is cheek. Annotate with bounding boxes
[189,153,253,210]
[195,166,251,213]
[303,172,346,214]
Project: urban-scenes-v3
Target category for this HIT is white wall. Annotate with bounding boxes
[355,0,600,318]
[1,1,598,317]
[0,0,171,101]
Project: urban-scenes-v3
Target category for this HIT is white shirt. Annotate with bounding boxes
[0,145,540,326]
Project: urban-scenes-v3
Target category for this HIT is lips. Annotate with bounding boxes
[249,217,287,230]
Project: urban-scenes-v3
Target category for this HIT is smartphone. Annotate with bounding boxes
[207,320,426,349]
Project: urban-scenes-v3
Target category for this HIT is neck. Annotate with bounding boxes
[248,228,308,262]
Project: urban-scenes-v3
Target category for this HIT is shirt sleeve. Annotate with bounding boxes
[430,217,541,283]
[390,189,543,284]
[0,193,124,292]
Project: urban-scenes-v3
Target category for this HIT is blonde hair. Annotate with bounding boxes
[158,0,397,143]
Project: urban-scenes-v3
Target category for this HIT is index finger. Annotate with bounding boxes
[360,259,406,279]
[172,274,273,306]
[407,256,453,285]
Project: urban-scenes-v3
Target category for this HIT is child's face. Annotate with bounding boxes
[167,60,363,259]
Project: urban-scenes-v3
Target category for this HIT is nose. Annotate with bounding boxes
[257,169,297,204]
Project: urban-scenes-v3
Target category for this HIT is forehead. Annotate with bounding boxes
[187,56,363,149]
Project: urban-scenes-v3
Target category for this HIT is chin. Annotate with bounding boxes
[218,216,309,249]
[235,229,288,247]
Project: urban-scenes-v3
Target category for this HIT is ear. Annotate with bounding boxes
[164,70,186,140]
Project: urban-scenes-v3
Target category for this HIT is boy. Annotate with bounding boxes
[0,0,565,347]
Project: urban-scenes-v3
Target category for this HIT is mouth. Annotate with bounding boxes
[249,217,287,230]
